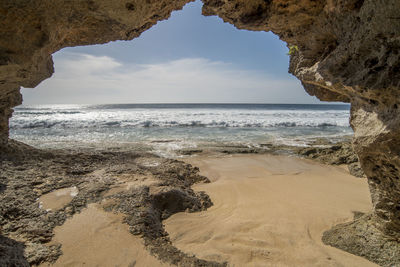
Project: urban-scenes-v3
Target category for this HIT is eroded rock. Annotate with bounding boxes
[0,143,222,266]
[322,214,400,267]
[0,0,192,144]
[1,0,400,265]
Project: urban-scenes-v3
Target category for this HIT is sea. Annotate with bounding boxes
[9,103,352,157]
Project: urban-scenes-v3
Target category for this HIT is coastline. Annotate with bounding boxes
[0,139,375,266]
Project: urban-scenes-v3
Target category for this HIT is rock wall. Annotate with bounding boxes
[0,0,399,264]
[0,0,192,143]
[202,0,400,233]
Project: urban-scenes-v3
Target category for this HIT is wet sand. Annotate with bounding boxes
[40,203,170,267]
[38,187,79,211]
[165,154,376,266]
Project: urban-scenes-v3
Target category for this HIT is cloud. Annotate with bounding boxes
[56,53,122,75]
[21,52,319,104]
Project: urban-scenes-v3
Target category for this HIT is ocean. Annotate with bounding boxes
[9,103,352,156]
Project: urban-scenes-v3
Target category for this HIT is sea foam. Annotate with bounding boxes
[10,103,353,153]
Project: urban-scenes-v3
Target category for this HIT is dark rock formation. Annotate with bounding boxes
[203,2,400,264]
[348,161,365,178]
[1,0,400,265]
[0,144,223,266]
[297,141,358,165]
[0,0,192,144]
[296,141,366,177]
[0,235,29,267]
[322,214,400,267]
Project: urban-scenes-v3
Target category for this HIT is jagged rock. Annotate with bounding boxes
[295,140,366,177]
[0,0,400,265]
[348,162,365,178]
[297,141,358,165]
[0,146,221,266]
[0,235,29,267]
[322,214,400,267]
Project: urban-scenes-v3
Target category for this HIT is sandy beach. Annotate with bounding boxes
[40,203,170,267]
[165,154,375,266]
[3,0,400,265]
[1,144,377,266]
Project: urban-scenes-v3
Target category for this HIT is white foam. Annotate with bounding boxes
[10,104,353,150]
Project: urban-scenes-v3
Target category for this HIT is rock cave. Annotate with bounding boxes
[1,0,400,265]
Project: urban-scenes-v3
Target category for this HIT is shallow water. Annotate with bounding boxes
[38,187,78,211]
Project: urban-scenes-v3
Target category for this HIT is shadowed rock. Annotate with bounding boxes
[0,142,223,266]
[0,0,400,265]
[0,235,29,267]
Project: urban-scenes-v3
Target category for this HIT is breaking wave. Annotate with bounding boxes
[10,120,347,129]
[11,104,350,129]
[9,103,353,149]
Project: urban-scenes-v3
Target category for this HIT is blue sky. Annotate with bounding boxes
[21,0,322,104]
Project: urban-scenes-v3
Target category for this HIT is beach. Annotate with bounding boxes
[0,103,379,266]
[40,203,170,267]
[165,154,374,266]
[2,0,399,265]
[39,152,375,266]
[0,139,376,266]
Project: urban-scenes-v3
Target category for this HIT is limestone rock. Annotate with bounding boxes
[0,146,221,266]
[1,0,400,265]
[322,214,400,267]
[348,161,365,178]
[297,141,358,165]
[0,0,192,143]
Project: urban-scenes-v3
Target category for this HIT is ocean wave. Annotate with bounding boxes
[11,121,60,129]
[104,121,121,126]
[9,105,351,132]
[86,103,350,111]
[9,105,354,152]
[10,120,347,129]
[15,111,82,115]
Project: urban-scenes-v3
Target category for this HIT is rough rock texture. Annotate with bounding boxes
[0,235,29,267]
[296,141,366,177]
[0,142,223,266]
[322,214,400,267]
[176,138,367,177]
[1,0,400,265]
[0,0,192,144]
[202,1,400,264]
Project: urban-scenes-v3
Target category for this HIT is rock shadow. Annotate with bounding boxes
[0,234,29,267]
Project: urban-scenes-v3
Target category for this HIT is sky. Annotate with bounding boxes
[21,0,323,105]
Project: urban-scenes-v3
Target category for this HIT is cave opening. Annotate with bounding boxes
[2,0,399,266]
[9,0,352,154]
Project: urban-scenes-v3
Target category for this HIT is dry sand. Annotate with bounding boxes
[37,153,376,267]
[165,154,376,267]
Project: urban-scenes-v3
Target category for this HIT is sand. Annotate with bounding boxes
[40,203,170,267]
[36,153,376,266]
[164,154,376,266]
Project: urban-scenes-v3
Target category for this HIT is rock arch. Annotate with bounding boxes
[1,0,399,264]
